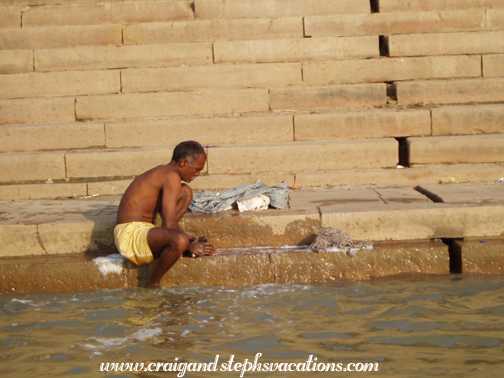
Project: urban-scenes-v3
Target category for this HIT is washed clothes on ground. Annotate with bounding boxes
[189,180,289,213]
[114,222,155,265]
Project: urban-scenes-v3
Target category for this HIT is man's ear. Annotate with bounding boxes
[179,158,188,167]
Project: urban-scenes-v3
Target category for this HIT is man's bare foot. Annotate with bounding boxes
[146,280,161,288]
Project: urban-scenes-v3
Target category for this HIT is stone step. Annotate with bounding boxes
[121,63,302,93]
[483,54,504,77]
[0,70,120,100]
[0,97,75,126]
[408,134,504,166]
[1,164,503,200]
[489,9,504,30]
[34,42,213,72]
[0,50,33,74]
[0,6,21,28]
[21,1,193,27]
[389,31,504,57]
[1,184,503,259]
[379,0,504,13]
[1,0,131,5]
[431,105,504,135]
[213,36,379,64]
[3,104,503,153]
[0,139,398,183]
[303,55,481,85]
[0,24,122,50]
[0,240,450,293]
[123,17,303,44]
[305,10,486,38]
[194,0,371,20]
[395,78,504,105]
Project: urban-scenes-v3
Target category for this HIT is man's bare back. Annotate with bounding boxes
[114,141,216,288]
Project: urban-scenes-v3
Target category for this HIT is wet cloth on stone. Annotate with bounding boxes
[309,227,372,257]
[189,180,289,213]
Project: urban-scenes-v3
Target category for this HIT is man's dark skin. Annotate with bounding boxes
[117,151,216,288]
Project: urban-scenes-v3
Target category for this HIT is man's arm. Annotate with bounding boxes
[160,170,183,231]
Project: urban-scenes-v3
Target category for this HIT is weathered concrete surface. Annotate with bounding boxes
[180,208,322,247]
[0,241,449,293]
[295,165,504,188]
[194,0,370,19]
[0,183,502,293]
[416,183,504,204]
[431,105,504,135]
[123,17,303,44]
[454,238,504,274]
[0,254,128,294]
[302,56,480,85]
[305,10,486,37]
[408,135,504,166]
[22,1,194,27]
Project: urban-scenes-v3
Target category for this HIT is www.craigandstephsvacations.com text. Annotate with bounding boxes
[99,353,379,376]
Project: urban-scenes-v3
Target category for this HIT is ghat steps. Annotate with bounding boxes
[0,0,503,200]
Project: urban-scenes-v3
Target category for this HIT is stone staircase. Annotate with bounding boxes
[1,0,503,200]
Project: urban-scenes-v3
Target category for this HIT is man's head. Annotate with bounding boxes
[171,141,206,183]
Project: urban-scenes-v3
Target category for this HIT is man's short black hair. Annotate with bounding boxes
[171,141,206,163]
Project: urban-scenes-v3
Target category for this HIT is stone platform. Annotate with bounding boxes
[0,182,503,293]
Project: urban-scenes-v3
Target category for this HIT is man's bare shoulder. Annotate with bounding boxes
[147,165,181,185]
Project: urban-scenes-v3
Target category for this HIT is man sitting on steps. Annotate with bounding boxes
[114,140,216,288]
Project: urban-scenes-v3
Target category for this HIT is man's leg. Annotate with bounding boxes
[147,228,189,287]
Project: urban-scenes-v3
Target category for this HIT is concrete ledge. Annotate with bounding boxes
[0,254,129,293]
[0,240,450,293]
[322,203,504,241]
[454,238,504,274]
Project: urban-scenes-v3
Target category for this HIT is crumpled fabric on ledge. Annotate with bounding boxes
[189,180,289,214]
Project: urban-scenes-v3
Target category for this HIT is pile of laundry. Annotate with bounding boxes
[189,180,289,213]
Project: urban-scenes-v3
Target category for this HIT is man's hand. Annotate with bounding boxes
[187,241,216,256]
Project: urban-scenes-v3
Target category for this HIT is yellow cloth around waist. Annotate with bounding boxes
[114,222,155,265]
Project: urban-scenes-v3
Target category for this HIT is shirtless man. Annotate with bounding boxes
[115,140,216,288]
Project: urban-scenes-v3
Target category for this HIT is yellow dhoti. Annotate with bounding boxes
[114,222,155,265]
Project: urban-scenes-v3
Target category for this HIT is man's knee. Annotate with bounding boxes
[172,231,190,253]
